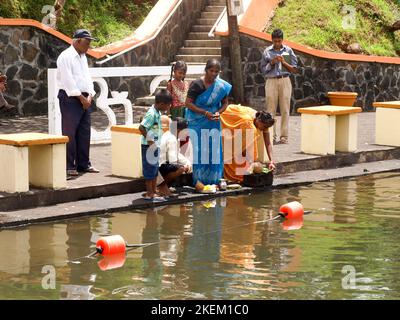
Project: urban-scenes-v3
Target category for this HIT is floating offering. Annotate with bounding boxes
[226,184,242,190]
[201,185,217,193]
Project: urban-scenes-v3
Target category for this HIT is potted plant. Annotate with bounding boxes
[327,91,358,107]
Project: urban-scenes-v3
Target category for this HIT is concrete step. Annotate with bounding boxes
[204,5,225,12]
[192,25,213,32]
[187,32,217,40]
[178,47,221,55]
[209,0,226,6]
[201,11,221,19]
[185,39,221,47]
[175,54,222,63]
[136,96,155,106]
[196,18,216,26]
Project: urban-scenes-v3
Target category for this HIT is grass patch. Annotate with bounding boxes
[267,0,400,56]
[0,0,156,47]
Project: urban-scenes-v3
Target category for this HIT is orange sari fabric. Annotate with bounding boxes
[220,105,259,182]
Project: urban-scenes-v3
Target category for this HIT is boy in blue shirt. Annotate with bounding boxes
[139,89,172,201]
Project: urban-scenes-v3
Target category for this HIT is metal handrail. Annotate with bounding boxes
[96,0,182,65]
[208,6,227,38]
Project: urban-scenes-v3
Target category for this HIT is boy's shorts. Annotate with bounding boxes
[159,163,182,177]
[141,144,159,180]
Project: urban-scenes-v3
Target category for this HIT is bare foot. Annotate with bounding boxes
[157,184,172,197]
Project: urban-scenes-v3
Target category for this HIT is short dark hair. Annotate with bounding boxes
[155,88,172,104]
[255,110,275,127]
[271,29,284,39]
[175,117,188,131]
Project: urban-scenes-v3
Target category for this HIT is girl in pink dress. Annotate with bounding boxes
[167,61,189,120]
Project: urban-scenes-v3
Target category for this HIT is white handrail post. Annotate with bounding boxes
[47,68,62,135]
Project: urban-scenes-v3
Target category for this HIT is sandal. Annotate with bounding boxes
[142,195,154,201]
[279,137,288,144]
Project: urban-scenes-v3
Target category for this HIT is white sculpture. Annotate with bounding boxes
[91,77,133,143]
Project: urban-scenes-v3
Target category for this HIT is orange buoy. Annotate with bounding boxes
[98,253,126,271]
[96,235,126,255]
[279,201,304,219]
[282,217,304,231]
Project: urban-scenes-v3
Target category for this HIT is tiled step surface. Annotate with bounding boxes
[184,39,221,47]
[178,47,221,55]
[175,54,221,63]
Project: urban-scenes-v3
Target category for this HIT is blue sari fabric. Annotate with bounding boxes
[186,78,232,185]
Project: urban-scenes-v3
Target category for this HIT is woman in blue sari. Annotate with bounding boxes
[185,59,232,186]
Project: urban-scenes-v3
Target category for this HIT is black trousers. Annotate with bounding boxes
[58,90,92,171]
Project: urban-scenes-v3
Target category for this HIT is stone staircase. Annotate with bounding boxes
[175,0,225,64]
[135,0,225,106]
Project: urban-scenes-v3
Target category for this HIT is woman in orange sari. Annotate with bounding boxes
[220,105,275,183]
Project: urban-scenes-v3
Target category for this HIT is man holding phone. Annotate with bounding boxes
[261,29,298,144]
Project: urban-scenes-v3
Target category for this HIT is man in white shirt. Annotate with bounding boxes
[157,116,192,197]
[57,29,99,177]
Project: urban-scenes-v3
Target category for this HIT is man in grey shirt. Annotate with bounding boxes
[261,29,298,144]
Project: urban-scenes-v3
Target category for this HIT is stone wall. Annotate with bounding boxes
[220,34,400,113]
[0,26,70,117]
[0,0,208,118]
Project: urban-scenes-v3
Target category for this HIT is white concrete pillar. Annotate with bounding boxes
[376,107,400,146]
[0,145,29,193]
[335,113,358,152]
[301,114,336,155]
[29,144,67,189]
[111,129,143,178]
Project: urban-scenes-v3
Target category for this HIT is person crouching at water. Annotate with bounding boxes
[157,116,192,198]
[221,105,276,183]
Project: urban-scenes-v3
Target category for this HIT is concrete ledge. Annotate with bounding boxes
[1,159,400,229]
[0,146,399,212]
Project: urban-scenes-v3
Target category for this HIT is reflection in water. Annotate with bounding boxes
[0,173,400,299]
[98,253,126,271]
[141,211,162,286]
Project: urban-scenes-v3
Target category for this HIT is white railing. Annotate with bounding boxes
[96,0,183,65]
[48,65,205,144]
[208,6,227,38]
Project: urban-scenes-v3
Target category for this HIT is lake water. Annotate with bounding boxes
[1,172,399,300]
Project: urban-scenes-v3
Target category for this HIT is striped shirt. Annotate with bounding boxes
[140,105,162,146]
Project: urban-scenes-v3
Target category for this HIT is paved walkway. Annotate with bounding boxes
[0,110,395,190]
[1,109,400,226]
[2,159,400,228]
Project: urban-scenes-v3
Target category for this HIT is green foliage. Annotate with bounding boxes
[267,0,400,56]
[0,0,156,47]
